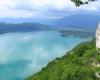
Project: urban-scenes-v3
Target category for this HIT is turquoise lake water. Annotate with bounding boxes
[0,31,86,80]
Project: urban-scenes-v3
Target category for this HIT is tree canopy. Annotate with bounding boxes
[71,0,97,6]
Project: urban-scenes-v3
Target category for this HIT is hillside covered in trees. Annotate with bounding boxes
[26,39,100,80]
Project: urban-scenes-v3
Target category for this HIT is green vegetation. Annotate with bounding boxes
[59,29,95,38]
[71,0,96,6]
[26,39,100,80]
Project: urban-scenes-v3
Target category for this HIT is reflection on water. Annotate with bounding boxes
[0,31,86,80]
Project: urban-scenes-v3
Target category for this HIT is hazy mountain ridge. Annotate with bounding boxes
[0,23,52,34]
[49,14,100,28]
[0,22,96,38]
[0,14,99,29]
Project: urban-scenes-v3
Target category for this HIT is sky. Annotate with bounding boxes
[0,0,100,19]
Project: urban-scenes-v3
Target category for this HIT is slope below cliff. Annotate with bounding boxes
[26,39,100,80]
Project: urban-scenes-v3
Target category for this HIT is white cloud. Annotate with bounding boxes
[0,0,99,18]
[47,16,64,19]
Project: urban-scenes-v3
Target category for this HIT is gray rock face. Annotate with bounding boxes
[96,22,100,49]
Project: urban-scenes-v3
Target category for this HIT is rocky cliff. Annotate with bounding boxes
[96,22,100,50]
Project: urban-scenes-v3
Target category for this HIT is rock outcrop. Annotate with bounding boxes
[96,22,100,50]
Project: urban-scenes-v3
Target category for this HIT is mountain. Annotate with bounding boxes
[0,14,100,29]
[49,14,100,28]
[26,39,100,80]
[0,23,52,34]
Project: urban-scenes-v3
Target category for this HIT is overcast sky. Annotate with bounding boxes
[0,0,100,19]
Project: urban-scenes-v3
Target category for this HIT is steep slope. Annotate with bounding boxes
[26,39,100,80]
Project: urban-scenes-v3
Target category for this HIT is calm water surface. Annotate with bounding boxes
[0,31,86,80]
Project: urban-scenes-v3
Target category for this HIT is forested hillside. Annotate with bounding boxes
[26,39,100,80]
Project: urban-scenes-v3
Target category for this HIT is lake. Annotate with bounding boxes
[0,31,86,80]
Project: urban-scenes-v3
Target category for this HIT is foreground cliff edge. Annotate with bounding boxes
[26,38,100,80]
